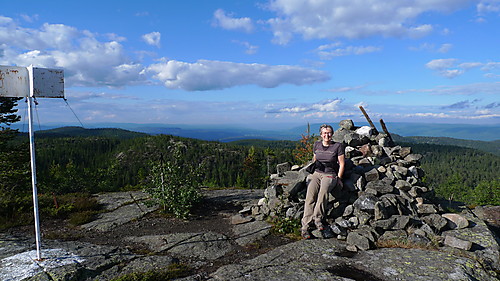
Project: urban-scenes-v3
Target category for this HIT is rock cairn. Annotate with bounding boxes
[244,119,470,252]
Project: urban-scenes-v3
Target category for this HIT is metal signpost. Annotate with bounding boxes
[0,65,64,260]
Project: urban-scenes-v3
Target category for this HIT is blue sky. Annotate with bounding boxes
[1,0,499,129]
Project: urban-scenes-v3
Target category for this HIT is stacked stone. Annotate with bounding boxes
[248,119,468,251]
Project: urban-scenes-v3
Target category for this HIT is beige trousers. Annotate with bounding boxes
[301,171,338,231]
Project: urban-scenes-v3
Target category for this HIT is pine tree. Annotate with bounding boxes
[473,179,500,205]
[0,97,30,195]
[243,146,260,188]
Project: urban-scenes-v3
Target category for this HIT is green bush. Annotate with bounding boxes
[143,143,202,219]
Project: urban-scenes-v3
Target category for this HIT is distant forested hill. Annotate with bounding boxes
[392,134,500,156]
[29,126,148,139]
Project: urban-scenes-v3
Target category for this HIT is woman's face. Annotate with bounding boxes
[320,127,333,143]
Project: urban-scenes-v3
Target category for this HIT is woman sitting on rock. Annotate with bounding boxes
[301,124,345,239]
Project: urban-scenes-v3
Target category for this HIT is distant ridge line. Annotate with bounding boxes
[25,126,500,156]
[10,122,500,142]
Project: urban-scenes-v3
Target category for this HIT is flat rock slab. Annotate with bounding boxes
[80,201,158,232]
[94,191,150,211]
[0,248,85,281]
[202,189,264,206]
[212,265,349,281]
[125,232,233,260]
[82,189,261,233]
[354,248,497,281]
[232,221,272,246]
[0,238,137,281]
[210,239,498,281]
[210,239,353,281]
[97,255,175,280]
[0,233,33,259]
[473,205,500,235]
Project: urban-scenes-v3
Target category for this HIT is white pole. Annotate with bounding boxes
[27,66,42,260]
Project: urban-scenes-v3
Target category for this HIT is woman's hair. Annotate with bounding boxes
[319,124,333,133]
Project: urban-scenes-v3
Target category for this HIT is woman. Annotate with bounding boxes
[301,124,345,239]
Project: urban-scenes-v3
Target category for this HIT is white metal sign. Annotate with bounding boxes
[0,65,64,98]
[0,66,30,97]
[31,67,64,98]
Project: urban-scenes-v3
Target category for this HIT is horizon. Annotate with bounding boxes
[9,120,500,142]
[1,1,499,128]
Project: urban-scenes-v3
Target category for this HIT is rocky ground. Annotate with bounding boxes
[0,189,499,281]
[0,189,290,280]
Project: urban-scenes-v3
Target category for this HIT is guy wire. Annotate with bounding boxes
[33,97,42,131]
[63,98,85,128]
[22,97,29,132]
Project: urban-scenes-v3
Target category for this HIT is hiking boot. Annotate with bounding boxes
[301,230,311,240]
[319,226,335,239]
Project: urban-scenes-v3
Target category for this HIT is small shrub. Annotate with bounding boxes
[144,144,202,219]
[269,217,301,240]
[44,203,75,218]
[292,124,318,165]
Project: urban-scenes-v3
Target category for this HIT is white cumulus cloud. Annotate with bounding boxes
[146,59,330,91]
[0,17,147,87]
[266,0,473,44]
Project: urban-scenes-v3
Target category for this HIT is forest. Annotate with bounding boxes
[5,126,498,204]
[29,131,294,192]
[0,97,499,226]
